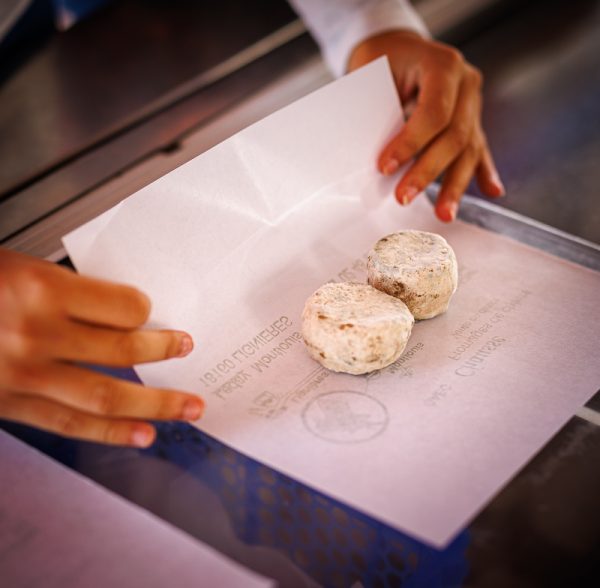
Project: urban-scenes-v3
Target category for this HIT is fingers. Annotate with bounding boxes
[350,31,502,218]
[378,45,465,175]
[42,321,194,366]
[0,393,157,447]
[392,68,482,205]
[6,361,204,421]
[435,127,504,222]
[476,143,505,197]
[0,248,203,448]
[0,254,192,367]
[62,272,151,328]
[435,143,481,222]
[1,255,151,329]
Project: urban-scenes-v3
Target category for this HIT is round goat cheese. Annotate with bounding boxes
[301,282,414,375]
[367,230,458,319]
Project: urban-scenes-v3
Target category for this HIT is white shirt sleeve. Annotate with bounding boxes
[288,0,429,77]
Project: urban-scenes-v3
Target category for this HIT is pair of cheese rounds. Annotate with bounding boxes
[302,231,458,374]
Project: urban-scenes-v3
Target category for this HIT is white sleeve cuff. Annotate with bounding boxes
[288,0,430,77]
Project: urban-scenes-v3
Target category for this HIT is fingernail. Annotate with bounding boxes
[436,204,453,223]
[183,399,204,421]
[397,186,419,206]
[447,202,458,221]
[177,334,194,358]
[382,157,399,176]
[131,425,154,448]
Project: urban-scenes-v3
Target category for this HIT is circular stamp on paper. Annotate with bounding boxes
[302,391,389,444]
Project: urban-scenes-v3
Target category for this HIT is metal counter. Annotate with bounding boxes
[1,0,599,586]
[9,0,600,255]
[461,0,600,245]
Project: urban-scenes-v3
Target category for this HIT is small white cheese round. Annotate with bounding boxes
[367,230,458,319]
[301,282,414,375]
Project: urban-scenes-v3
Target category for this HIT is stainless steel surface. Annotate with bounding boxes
[0,0,29,40]
[0,1,314,243]
[3,56,331,260]
[1,0,533,255]
[466,416,600,588]
[0,0,300,197]
[430,187,600,272]
[461,0,600,244]
[417,0,509,37]
[0,31,317,244]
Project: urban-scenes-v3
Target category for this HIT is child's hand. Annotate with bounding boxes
[349,30,504,221]
[0,248,204,446]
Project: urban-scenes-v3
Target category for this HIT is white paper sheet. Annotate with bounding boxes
[0,430,272,587]
[63,58,600,547]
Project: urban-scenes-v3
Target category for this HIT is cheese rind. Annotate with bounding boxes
[367,231,458,319]
[301,282,414,374]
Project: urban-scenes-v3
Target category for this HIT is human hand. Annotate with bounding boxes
[348,30,504,221]
[0,248,204,447]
